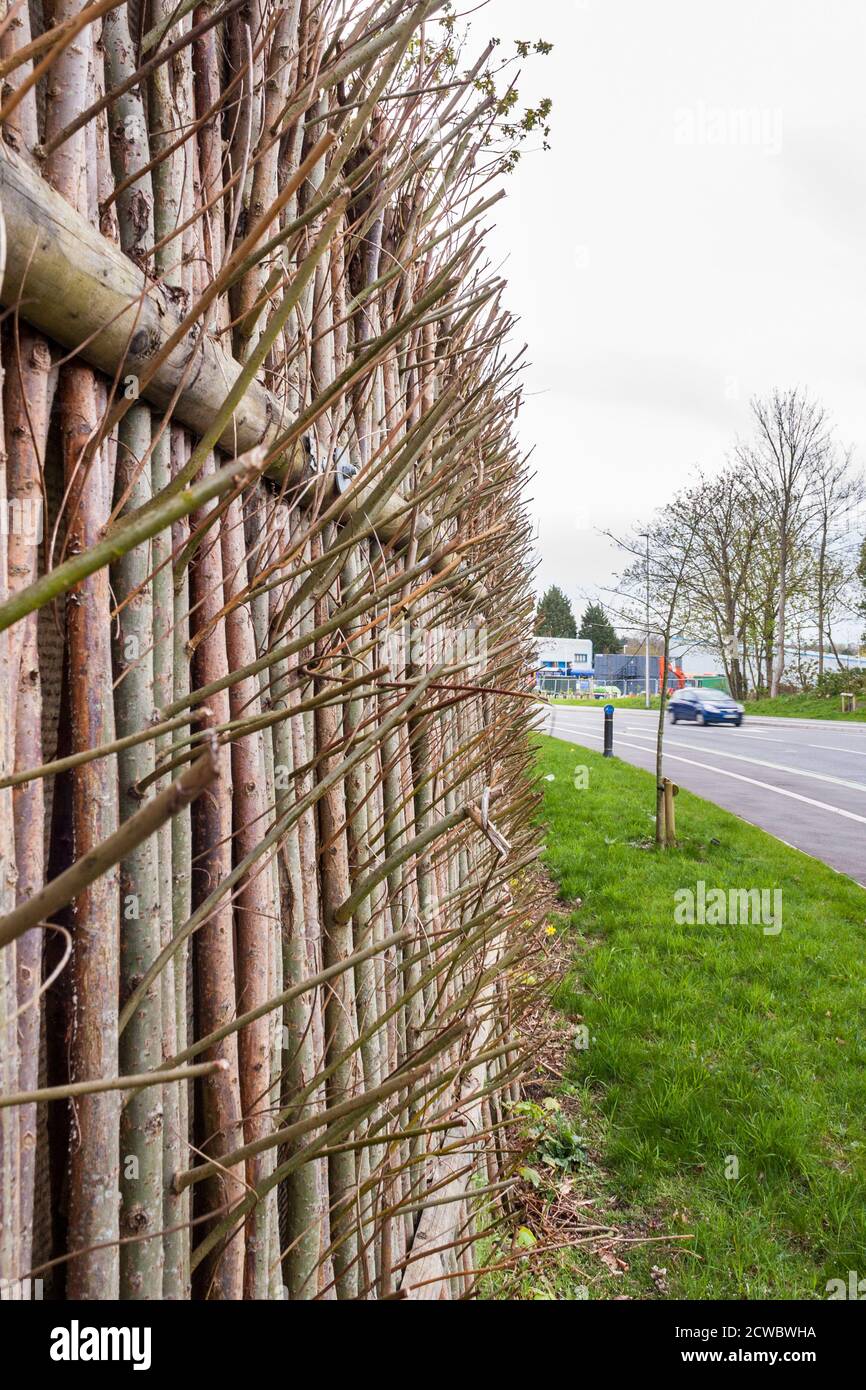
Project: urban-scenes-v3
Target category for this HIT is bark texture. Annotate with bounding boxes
[0,0,545,1301]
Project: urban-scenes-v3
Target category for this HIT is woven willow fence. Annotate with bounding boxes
[0,0,542,1300]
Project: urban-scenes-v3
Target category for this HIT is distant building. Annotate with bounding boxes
[596,640,728,694]
[533,636,593,675]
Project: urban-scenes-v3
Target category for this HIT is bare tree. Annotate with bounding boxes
[737,389,831,696]
[810,446,862,680]
[665,468,762,700]
[604,500,707,846]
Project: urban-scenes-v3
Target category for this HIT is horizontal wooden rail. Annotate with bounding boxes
[0,143,298,472]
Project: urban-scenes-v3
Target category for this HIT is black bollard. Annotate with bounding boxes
[603,703,614,757]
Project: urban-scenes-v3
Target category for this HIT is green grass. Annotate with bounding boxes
[743,692,866,722]
[536,733,866,1300]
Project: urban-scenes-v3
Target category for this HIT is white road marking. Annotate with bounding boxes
[602,729,866,796]
[546,705,866,738]
[677,729,807,752]
[738,728,866,746]
[805,743,866,756]
[548,708,866,754]
[665,724,866,754]
[731,731,792,744]
[544,720,866,827]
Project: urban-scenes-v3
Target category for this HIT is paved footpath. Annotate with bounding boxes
[542,704,866,887]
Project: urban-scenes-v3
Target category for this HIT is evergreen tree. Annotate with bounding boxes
[578,601,623,652]
[536,585,577,638]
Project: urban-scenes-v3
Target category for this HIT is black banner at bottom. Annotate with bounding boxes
[1,1295,859,1377]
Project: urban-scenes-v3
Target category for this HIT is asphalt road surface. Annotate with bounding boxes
[542,704,866,887]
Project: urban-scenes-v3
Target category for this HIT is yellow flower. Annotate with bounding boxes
[545,925,557,937]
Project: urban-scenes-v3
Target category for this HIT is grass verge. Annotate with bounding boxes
[743,692,866,722]
[522,734,866,1300]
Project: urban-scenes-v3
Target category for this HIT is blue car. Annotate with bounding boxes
[668,688,744,727]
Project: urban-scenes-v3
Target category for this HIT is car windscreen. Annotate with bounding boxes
[691,690,733,702]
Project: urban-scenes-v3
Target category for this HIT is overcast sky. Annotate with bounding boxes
[480,0,866,627]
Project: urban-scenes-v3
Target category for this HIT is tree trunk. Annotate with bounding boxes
[189,459,245,1300]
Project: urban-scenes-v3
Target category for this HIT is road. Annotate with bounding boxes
[542,704,866,887]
